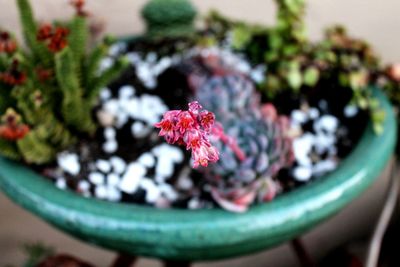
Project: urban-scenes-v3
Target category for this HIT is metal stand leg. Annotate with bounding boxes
[110,254,137,267]
[291,238,316,267]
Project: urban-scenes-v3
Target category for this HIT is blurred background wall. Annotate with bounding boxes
[0,0,399,63]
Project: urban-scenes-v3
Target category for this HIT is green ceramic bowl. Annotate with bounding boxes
[0,88,396,261]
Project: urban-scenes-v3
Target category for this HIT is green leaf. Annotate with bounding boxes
[287,61,302,90]
[231,26,252,50]
[0,139,21,161]
[303,67,320,86]
[68,16,88,64]
[55,48,95,134]
[16,0,51,65]
[17,131,56,164]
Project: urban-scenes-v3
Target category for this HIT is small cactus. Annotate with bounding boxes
[141,0,197,38]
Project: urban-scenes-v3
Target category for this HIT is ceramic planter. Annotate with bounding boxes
[0,87,396,261]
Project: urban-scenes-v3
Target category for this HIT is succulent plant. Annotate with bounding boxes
[0,0,129,164]
[194,74,293,212]
[203,10,386,134]
[141,0,197,38]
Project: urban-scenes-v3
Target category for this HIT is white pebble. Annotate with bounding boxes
[293,166,312,182]
[96,159,112,173]
[188,198,201,209]
[291,110,308,124]
[153,144,183,163]
[110,156,126,174]
[97,110,115,127]
[56,178,67,190]
[100,88,112,101]
[116,112,129,128]
[125,98,140,118]
[119,85,135,99]
[119,163,146,193]
[177,175,193,190]
[314,115,339,133]
[140,178,161,203]
[344,105,358,118]
[95,185,108,199]
[104,127,116,140]
[107,173,120,186]
[103,140,118,154]
[313,159,338,176]
[293,133,314,167]
[89,172,105,185]
[308,108,320,120]
[78,180,90,192]
[99,57,114,72]
[103,99,119,115]
[131,121,151,138]
[107,186,122,202]
[57,153,81,176]
[159,183,178,201]
[138,153,155,168]
[146,52,157,63]
[126,52,141,64]
[314,133,336,154]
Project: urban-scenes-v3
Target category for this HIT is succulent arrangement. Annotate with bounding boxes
[0,0,397,213]
[0,0,128,164]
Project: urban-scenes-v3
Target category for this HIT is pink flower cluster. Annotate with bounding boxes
[155,101,220,168]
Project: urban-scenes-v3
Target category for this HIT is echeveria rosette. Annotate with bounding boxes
[205,109,293,213]
[195,74,260,124]
[195,74,294,212]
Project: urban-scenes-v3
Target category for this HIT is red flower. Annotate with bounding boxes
[199,110,215,131]
[176,111,196,134]
[0,31,17,54]
[192,141,219,168]
[36,24,69,53]
[155,102,221,168]
[70,0,89,17]
[0,60,26,85]
[0,109,30,141]
[36,67,53,83]
[37,24,53,41]
[47,27,69,53]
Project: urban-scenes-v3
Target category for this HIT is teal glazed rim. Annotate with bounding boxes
[0,87,396,261]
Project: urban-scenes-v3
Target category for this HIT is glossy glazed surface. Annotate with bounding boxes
[0,88,396,261]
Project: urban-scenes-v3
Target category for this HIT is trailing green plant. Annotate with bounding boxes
[0,0,129,164]
[141,0,197,39]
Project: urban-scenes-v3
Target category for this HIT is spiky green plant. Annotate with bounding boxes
[0,0,128,164]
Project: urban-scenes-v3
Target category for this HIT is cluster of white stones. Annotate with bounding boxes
[55,143,185,204]
[290,106,340,182]
[97,85,168,154]
[118,144,184,205]
[125,51,180,89]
